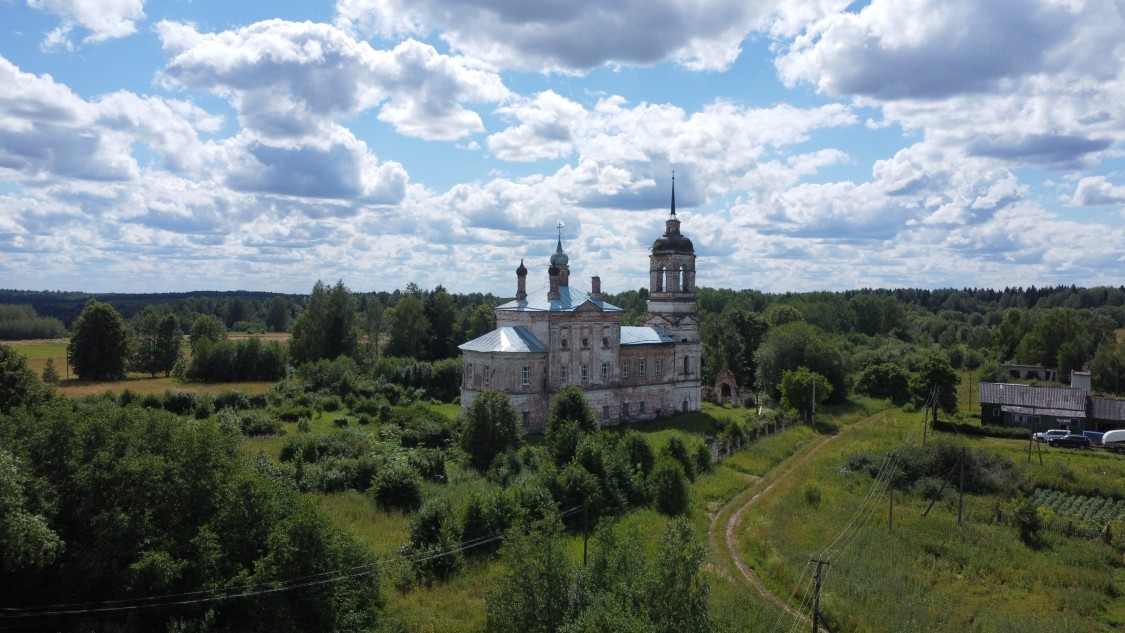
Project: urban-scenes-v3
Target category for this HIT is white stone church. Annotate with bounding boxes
[458,183,701,432]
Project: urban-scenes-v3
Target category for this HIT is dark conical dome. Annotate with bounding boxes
[652,176,693,253]
[516,259,527,276]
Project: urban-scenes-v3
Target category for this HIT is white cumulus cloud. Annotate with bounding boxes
[29,0,146,49]
[335,0,777,72]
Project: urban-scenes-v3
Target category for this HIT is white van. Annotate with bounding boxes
[1102,429,1125,453]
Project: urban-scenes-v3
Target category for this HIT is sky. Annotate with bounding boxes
[1,0,1124,297]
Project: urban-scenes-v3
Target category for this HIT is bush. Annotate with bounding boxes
[185,337,288,382]
[551,462,602,524]
[407,501,463,584]
[351,396,391,420]
[162,390,198,415]
[803,484,823,507]
[240,410,284,436]
[369,461,423,512]
[693,441,712,475]
[650,457,690,516]
[618,431,655,477]
[1012,496,1043,546]
[407,448,447,483]
[320,394,342,412]
[914,476,946,502]
[275,405,313,423]
[461,489,523,557]
[661,436,696,481]
[333,417,349,428]
[193,394,215,419]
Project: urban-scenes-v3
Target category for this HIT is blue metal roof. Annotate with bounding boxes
[620,326,675,346]
[458,326,547,353]
[495,285,624,313]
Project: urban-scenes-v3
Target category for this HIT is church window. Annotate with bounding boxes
[683,355,690,374]
[467,363,474,385]
[655,359,662,376]
[560,365,568,384]
[623,360,630,378]
[561,338,569,348]
[483,365,491,386]
[601,362,608,381]
[639,359,646,377]
[581,364,589,382]
[602,336,610,348]
[522,366,530,386]
[582,337,589,348]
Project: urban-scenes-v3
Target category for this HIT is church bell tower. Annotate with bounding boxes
[645,176,701,412]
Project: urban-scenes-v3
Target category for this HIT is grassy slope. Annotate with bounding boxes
[736,409,1125,633]
[297,401,841,632]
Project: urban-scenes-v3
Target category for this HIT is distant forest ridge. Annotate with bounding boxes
[3,284,1125,329]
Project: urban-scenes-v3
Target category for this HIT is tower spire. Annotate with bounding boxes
[670,171,676,217]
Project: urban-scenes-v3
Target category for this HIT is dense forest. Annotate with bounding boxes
[4,281,1125,631]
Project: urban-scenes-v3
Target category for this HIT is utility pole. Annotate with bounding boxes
[957,446,966,526]
[888,465,895,534]
[582,500,588,567]
[810,558,831,633]
[812,376,816,427]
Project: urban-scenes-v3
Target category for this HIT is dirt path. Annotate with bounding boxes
[708,435,835,627]
[709,413,886,629]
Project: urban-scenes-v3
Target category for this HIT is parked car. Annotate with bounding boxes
[1033,429,1070,443]
[1083,430,1105,445]
[1048,434,1092,449]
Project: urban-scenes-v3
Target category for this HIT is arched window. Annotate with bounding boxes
[655,267,665,292]
[683,355,690,374]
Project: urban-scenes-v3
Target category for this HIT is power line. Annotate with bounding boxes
[0,505,583,628]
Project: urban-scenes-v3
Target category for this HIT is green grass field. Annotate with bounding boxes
[735,409,1125,632]
[7,338,278,397]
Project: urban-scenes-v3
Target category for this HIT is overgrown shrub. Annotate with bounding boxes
[279,429,372,463]
[650,457,690,516]
[406,501,463,584]
[461,489,523,557]
[618,431,655,477]
[1012,496,1043,546]
[662,436,696,481]
[240,410,284,436]
[162,390,198,415]
[369,461,423,512]
[297,357,364,396]
[274,405,313,423]
[351,396,391,420]
[804,484,823,507]
[407,448,447,483]
[184,337,288,382]
[552,462,603,523]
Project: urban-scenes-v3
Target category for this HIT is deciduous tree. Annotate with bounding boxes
[290,280,359,364]
[67,299,130,381]
[0,344,48,413]
[461,389,524,471]
[779,366,833,421]
[189,314,226,352]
